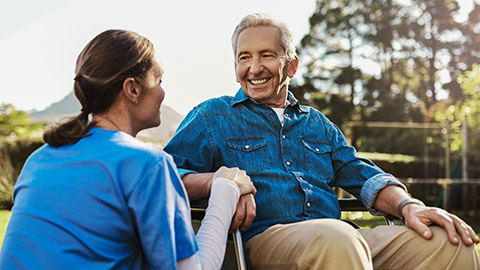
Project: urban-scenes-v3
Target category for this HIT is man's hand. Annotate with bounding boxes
[402,204,480,246]
[229,193,256,233]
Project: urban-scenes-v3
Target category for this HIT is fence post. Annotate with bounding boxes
[462,115,468,215]
[444,119,450,179]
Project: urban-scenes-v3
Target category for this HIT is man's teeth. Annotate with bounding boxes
[251,79,267,85]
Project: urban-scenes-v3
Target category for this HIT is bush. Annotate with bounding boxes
[0,138,43,209]
[0,149,15,210]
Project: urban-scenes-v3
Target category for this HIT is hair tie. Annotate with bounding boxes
[80,107,91,115]
[74,75,82,82]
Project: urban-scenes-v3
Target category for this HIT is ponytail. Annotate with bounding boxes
[42,111,95,147]
[42,76,95,147]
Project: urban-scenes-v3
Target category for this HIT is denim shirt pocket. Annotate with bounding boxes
[300,137,335,180]
[226,136,269,174]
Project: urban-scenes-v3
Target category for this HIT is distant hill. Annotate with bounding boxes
[29,91,184,145]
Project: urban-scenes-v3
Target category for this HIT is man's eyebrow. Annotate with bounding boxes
[237,49,276,56]
[237,51,251,57]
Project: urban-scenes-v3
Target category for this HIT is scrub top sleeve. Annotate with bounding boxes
[128,154,197,269]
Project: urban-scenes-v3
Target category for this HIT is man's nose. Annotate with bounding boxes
[249,57,264,74]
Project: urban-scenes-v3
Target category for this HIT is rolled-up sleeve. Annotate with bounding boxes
[360,173,407,215]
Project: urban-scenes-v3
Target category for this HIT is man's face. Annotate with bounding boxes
[235,26,298,108]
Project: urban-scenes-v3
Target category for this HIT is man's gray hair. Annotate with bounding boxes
[231,13,297,62]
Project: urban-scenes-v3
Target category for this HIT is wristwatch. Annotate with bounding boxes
[397,198,425,220]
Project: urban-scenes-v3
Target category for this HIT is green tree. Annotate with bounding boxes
[436,64,480,157]
[292,0,480,157]
[0,103,44,140]
[292,0,371,125]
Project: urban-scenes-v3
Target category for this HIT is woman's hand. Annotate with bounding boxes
[213,166,256,196]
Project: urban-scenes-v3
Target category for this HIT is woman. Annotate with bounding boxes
[0,30,255,269]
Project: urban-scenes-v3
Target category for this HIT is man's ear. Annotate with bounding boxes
[122,78,141,104]
[287,56,299,78]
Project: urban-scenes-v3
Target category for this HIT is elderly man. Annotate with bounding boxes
[164,13,479,269]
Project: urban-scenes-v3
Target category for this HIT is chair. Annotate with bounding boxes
[190,198,397,270]
[339,198,397,226]
[190,198,249,270]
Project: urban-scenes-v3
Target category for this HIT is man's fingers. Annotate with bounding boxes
[239,194,256,231]
[451,216,477,246]
[405,217,432,240]
[404,205,479,246]
[229,194,256,232]
[433,212,459,244]
[229,198,246,232]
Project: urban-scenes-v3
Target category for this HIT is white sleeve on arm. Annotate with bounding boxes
[177,178,241,270]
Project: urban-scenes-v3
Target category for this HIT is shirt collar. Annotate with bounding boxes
[231,88,308,114]
[232,88,250,105]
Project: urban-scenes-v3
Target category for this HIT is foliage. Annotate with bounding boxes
[435,64,480,158]
[0,103,45,140]
[291,0,480,156]
[0,149,15,210]
[0,104,45,209]
[0,210,11,249]
[0,139,43,210]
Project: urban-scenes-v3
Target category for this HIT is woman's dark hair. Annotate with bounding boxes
[43,29,155,147]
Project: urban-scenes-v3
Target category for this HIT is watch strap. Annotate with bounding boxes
[397,198,425,220]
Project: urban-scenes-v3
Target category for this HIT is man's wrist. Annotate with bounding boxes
[397,198,425,220]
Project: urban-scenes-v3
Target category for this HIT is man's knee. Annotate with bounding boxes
[298,219,372,269]
[306,219,364,247]
[426,226,480,269]
[362,225,479,269]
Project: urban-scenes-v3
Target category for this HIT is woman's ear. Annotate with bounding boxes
[122,77,141,104]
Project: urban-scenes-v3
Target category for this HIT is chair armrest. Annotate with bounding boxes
[190,198,209,220]
[339,198,398,225]
[338,198,366,211]
[190,197,209,209]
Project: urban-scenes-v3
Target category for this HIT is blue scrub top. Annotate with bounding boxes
[0,127,197,269]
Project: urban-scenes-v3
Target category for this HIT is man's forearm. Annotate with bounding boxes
[373,185,411,216]
[182,172,215,200]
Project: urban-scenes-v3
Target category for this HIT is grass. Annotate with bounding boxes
[0,210,478,258]
[0,210,11,249]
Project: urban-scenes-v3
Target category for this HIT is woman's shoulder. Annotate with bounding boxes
[77,127,168,164]
[112,131,168,160]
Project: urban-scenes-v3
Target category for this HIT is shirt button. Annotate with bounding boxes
[307,202,311,207]
[282,135,286,139]
[286,161,291,166]
[299,177,303,180]
[315,148,320,152]
[245,145,250,149]
[285,113,289,117]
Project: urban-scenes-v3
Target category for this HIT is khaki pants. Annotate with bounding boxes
[246,219,480,270]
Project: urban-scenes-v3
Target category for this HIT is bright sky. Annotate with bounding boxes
[0,0,315,115]
[0,0,474,115]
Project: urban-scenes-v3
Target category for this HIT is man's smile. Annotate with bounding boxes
[249,78,270,85]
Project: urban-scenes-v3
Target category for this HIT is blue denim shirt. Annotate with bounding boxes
[164,89,405,240]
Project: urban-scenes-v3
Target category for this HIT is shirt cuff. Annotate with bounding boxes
[360,173,407,216]
[178,168,199,179]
